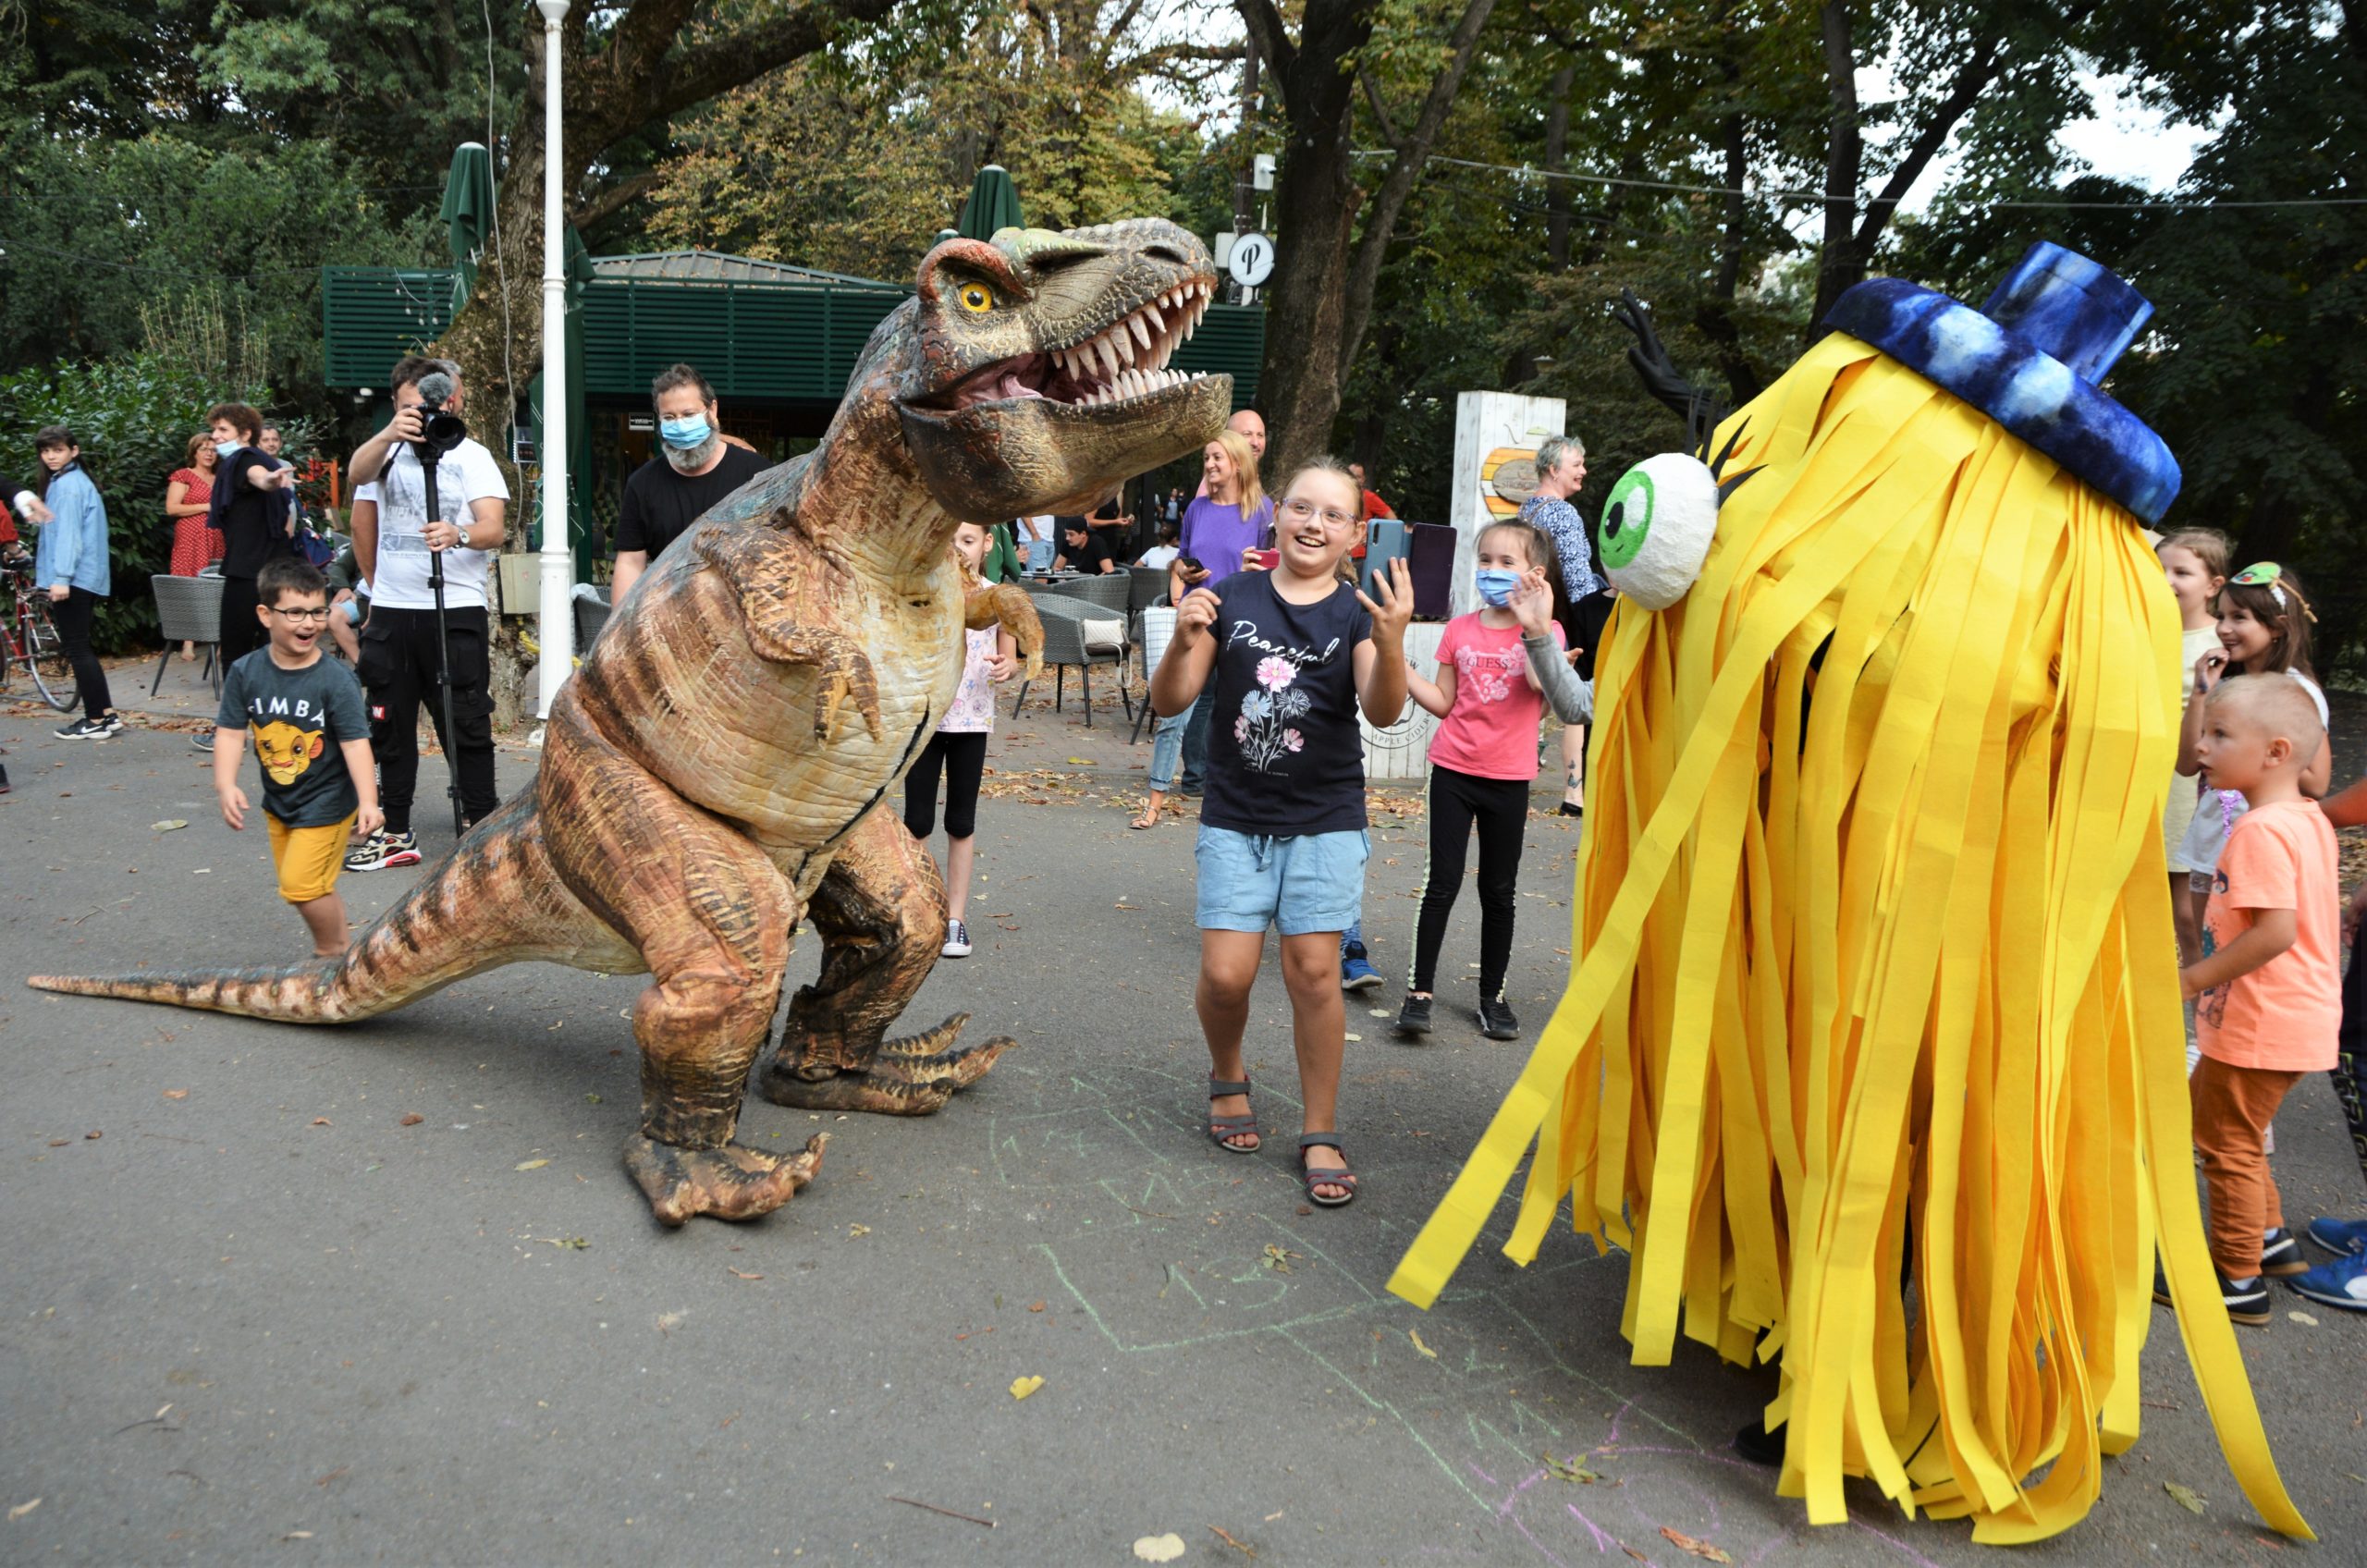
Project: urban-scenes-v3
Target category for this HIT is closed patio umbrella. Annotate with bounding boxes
[955,165,1024,241]
[439,141,497,312]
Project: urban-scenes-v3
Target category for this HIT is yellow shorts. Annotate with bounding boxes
[267,814,355,904]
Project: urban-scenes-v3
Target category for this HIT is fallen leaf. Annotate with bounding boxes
[191,868,210,875]
[2165,1481,2205,1514]
[655,1311,688,1334]
[1008,1375,1045,1401]
[1622,1548,1649,1564]
[1065,756,1095,765]
[7,1499,39,1522]
[399,1113,423,1127]
[313,1467,348,1487]
[2288,1310,2319,1326]
[1260,1243,1298,1273]
[1343,1032,1362,1043]
[85,1130,102,1140]
[1133,1532,1186,1562]
[1028,1301,1047,1313]
[163,1089,188,1100]
[1262,1511,1283,1523]
[1543,1452,1601,1484]
[515,1158,549,1170]
[46,1139,67,1147]
[728,1268,765,1281]
[311,1118,331,1127]
[1409,1329,1437,1359]
[282,1531,313,1541]
[150,819,188,832]
[539,1236,589,1250]
[1660,1525,1732,1562]
[1368,1009,1391,1018]
[1209,1523,1256,1558]
[848,1223,872,1238]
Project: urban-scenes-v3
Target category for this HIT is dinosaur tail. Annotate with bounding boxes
[27,796,609,1023]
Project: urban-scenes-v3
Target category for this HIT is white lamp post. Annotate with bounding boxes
[533,0,572,721]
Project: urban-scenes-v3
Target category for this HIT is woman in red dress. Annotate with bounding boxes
[165,433,221,659]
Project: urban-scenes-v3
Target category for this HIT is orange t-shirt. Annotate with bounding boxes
[2195,798,2341,1072]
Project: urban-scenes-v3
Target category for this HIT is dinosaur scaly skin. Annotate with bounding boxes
[30,218,1232,1226]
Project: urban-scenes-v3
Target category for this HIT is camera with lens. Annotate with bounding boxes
[411,373,470,459]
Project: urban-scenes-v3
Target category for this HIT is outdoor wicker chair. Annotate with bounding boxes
[1011,594,1131,727]
[149,573,226,696]
[573,588,612,654]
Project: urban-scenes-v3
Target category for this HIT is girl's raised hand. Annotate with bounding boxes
[1355,558,1414,648]
[2195,646,2227,691]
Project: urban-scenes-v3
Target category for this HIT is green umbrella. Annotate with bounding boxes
[955,165,1023,241]
[439,141,497,312]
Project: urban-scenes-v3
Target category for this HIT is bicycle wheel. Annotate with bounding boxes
[20,602,76,711]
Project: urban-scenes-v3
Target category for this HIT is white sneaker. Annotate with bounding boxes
[941,918,973,958]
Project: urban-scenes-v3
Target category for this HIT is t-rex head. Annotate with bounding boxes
[891,219,1234,519]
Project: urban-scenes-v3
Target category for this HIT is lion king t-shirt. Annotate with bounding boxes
[215,649,371,827]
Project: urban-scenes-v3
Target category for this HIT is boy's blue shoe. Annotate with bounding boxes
[2305,1216,2367,1257]
[1341,943,1382,992]
[2288,1252,2367,1313]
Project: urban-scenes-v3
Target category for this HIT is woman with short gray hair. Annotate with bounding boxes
[1516,435,1610,815]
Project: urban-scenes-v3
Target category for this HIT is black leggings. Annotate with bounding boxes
[218,575,266,668]
[51,586,115,721]
[1407,762,1530,999]
[2336,924,2367,1190]
[904,729,987,840]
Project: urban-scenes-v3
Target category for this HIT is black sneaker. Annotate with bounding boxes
[1395,995,1433,1036]
[2153,1260,2271,1326]
[55,714,121,740]
[1478,998,1521,1040]
[2260,1228,2308,1277]
[344,828,422,872]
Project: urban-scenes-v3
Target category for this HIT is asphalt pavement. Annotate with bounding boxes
[3,661,2363,1566]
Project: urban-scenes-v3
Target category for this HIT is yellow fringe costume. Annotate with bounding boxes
[1387,327,2312,1543]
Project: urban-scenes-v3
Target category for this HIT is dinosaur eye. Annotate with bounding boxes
[958,283,996,314]
[1599,452,1720,610]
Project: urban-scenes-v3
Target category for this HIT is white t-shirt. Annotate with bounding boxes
[354,437,509,610]
[1137,544,1180,570]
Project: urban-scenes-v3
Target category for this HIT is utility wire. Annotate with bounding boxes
[1355,151,2367,211]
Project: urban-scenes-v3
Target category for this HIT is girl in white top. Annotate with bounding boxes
[2177,562,2333,884]
[901,521,1018,959]
[2157,528,2230,965]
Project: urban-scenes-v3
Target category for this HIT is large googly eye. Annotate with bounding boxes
[958,282,997,314]
[1598,452,1720,610]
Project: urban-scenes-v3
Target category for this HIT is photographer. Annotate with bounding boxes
[343,356,508,872]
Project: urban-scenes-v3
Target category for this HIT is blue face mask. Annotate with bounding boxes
[1474,568,1520,607]
[658,415,712,450]
[214,439,242,460]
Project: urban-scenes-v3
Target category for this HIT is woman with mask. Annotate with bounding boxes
[610,363,768,600]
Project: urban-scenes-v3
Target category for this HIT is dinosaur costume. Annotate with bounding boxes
[31,218,1232,1227]
[1388,246,2310,1542]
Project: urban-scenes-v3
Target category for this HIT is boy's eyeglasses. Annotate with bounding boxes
[1277,497,1355,530]
[269,606,334,622]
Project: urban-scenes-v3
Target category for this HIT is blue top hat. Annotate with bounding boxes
[1822,242,2179,523]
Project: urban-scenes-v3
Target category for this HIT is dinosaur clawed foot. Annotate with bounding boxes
[624,1132,828,1227]
[756,1014,1013,1115]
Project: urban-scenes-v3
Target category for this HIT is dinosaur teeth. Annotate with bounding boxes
[1129,312,1153,351]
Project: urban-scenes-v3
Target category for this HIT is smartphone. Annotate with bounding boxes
[1246,548,1280,570]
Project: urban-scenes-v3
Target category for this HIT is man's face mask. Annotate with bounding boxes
[215,440,243,461]
[659,414,713,451]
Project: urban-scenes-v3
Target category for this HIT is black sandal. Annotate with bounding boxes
[1297,1134,1357,1207]
[1206,1075,1260,1154]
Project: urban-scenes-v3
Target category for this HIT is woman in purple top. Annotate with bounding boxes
[1140,430,1273,828]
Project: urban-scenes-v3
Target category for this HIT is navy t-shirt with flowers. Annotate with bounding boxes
[1199,571,1372,838]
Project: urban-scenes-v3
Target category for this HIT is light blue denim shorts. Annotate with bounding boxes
[1195,825,1369,936]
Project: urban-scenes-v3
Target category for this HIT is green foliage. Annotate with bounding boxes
[0,349,278,652]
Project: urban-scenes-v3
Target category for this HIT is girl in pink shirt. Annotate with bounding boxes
[1395,521,1565,1042]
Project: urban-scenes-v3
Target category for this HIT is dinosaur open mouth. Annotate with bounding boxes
[914,279,1219,413]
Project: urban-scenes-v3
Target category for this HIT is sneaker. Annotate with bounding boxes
[1341,942,1382,992]
[2306,1216,2367,1257]
[344,829,422,872]
[941,917,973,959]
[1478,997,1522,1040]
[55,713,121,740]
[2288,1253,2367,1313]
[2260,1228,2309,1277]
[2152,1261,2270,1326]
[1395,994,1433,1036]
[190,730,215,753]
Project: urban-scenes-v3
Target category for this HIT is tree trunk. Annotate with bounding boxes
[1697,4,1762,404]
[1809,0,1862,337]
[1543,63,1575,271]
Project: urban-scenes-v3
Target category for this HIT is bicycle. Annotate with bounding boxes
[1,557,75,711]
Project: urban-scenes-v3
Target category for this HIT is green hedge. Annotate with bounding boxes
[0,353,305,653]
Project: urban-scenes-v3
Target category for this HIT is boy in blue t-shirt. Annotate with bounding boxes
[1147,459,1412,1208]
[213,557,383,957]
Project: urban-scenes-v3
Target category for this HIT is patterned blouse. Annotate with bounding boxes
[939,627,1000,734]
[1518,493,1603,601]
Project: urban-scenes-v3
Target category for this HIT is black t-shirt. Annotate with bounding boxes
[1056,524,1110,573]
[1199,571,1372,838]
[615,445,769,562]
[214,447,294,580]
